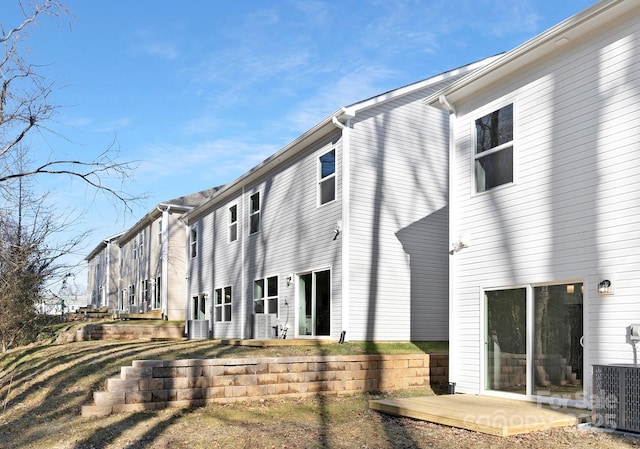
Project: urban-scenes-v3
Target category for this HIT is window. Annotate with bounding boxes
[128,284,135,305]
[141,279,149,303]
[318,149,336,205]
[139,231,144,258]
[254,276,278,314]
[475,103,514,192]
[214,286,232,322]
[190,228,197,258]
[229,205,238,242]
[249,192,260,234]
[157,219,163,246]
[153,276,161,309]
[133,239,137,260]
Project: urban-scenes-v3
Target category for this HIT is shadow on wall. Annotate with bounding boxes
[396,206,449,341]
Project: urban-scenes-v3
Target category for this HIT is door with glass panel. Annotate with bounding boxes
[298,270,331,336]
[485,283,583,402]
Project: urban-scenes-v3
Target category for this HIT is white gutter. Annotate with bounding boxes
[425,0,632,108]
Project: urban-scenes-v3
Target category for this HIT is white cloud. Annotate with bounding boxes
[133,139,278,185]
[140,42,179,60]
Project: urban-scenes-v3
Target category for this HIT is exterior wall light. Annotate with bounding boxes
[598,279,613,295]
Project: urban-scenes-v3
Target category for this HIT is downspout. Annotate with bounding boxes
[104,240,110,310]
[184,221,191,336]
[241,185,247,339]
[332,112,353,342]
[438,94,459,391]
[158,206,170,319]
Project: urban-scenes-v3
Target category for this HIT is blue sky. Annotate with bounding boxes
[3,0,595,291]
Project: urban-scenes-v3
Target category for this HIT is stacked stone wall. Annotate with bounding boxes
[82,353,448,417]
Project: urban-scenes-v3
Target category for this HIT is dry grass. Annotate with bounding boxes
[0,331,639,448]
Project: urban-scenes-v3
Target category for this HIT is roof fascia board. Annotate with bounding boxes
[119,203,193,245]
[183,108,345,224]
[85,231,126,261]
[183,58,504,225]
[350,56,502,114]
[425,0,632,109]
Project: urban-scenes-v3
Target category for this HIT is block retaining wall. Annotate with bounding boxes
[72,324,185,341]
[82,353,448,417]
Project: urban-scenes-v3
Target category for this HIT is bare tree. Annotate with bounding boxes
[0,1,140,351]
[0,0,138,206]
[0,165,88,352]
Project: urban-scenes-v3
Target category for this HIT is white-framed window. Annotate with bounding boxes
[249,192,260,235]
[214,286,232,322]
[229,204,238,242]
[133,238,137,260]
[318,149,336,205]
[141,279,149,303]
[190,228,197,258]
[153,276,161,309]
[474,103,514,193]
[157,219,163,246]
[254,276,278,315]
[139,231,144,258]
[128,284,135,305]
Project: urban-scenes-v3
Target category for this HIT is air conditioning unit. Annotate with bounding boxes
[592,364,640,432]
[187,320,209,340]
[253,314,277,339]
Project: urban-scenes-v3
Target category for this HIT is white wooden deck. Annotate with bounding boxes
[370,394,590,437]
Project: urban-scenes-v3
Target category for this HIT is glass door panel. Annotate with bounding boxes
[533,284,583,400]
[298,274,312,335]
[297,270,331,337]
[485,288,527,394]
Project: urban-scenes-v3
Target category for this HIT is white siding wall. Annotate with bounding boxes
[190,192,245,338]
[450,13,640,394]
[165,211,187,320]
[119,214,188,320]
[190,131,343,339]
[347,83,452,341]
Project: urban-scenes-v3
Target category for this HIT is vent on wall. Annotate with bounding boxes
[187,320,209,340]
[593,364,640,432]
[253,314,276,339]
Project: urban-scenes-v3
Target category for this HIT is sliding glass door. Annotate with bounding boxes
[484,283,583,403]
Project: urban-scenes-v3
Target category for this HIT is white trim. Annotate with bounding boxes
[471,100,517,196]
[317,148,337,207]
[341,121,351,342]
[425,0,635,108]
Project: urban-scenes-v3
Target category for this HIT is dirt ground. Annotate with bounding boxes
[0,337,639,448]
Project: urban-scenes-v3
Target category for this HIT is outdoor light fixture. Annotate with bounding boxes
[598,279,613,295]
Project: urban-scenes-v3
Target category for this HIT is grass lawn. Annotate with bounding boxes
[0,324,637,448]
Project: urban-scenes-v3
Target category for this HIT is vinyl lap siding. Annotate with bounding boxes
[189,131,343,339]
[348,85,451,341]
[450,13,640,393]
[245,133,343,338]
[190,193,245,339]
[165,212,187,320]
